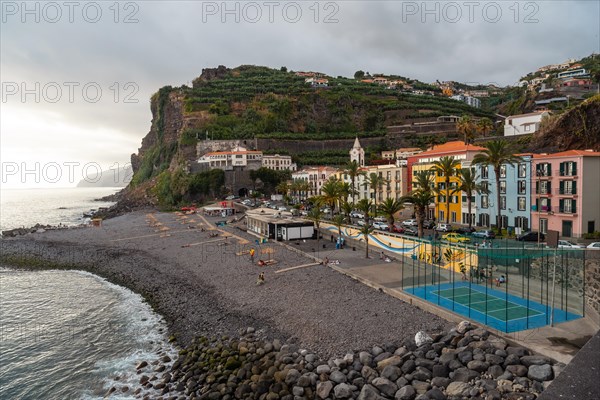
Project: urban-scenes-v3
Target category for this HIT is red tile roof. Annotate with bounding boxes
[411,141,485,157]
[533,150,600,158]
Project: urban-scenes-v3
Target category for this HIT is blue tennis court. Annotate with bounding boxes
[405,282,582,332]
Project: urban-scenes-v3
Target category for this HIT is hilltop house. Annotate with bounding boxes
[504,111,551,137]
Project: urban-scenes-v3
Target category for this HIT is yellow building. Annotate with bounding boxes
[407,141,485,224]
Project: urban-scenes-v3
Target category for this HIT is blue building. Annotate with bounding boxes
[473,155,533,232]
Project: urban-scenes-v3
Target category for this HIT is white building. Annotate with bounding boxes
[350,137,365,167]
[262,154,297,171]
[197,146,263,169]
[450,94,481,108]
[382,147,423,160]
[291,166,337,197]
[504,111,551,137]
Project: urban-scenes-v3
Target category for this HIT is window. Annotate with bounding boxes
[438,182,446,190]
[439,210,444,221]
[561,180,576,195]
[479,213,490,227]
[537,180,551,194]
[481,196,488,209]
[518,163,527,178]
[518,197,526,211]
[500,181,506,194]
[515,216,529,230]
[518,180,526,194]
[500,165,507,178]
[537,163,551,177]
[560,161,577,176]
[481,167,488,179]
[481,181,489,192]
[560,198,576,213]
[451,212,457,223]
[537,198,551,212]
[452,196,459,203]
[524,124,531,132]
[540,218,548,234]
[500,196,507,210]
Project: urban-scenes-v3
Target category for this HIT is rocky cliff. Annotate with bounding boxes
[529,95,600,152]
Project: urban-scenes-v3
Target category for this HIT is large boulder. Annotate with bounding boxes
[333,383,353,399]
[528,364,554,381]
[446,381,471,397]
[316,381,333,399]
[415,331,433,347]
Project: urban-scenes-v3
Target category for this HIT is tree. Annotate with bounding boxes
[340,200,353,224]
[377,198,405,230]
[452,168,490,229]
[430,156,461,224]
[307,207,324,252]
[472,140,522,232]
[332,214,345,243]
[367,172,388,209]
[354,70,365,80]
[457,115,476,144]
[403,171,435,237]
[276,181,289,196]
[343,160,364,205]
[476,117,494,138]
[356,199,374,258]
[320,178,344,219]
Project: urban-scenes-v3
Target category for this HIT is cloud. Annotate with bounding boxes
[1,0,598,187]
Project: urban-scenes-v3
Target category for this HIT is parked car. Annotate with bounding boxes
[402,219,418,227]
[455,226,476,235]
[300,211,308,216]
[373,222,389,230]
[391,225,405,234]
[278,206,287,211]
[434,223,453,232]
[422,220,435,229]
[442,233,471,243]
[350,211,364,219]
[557,240,585,249]
[472,230,496,239]
[356,219,366,227]
[587,242,600,250]
[374,216,387,223]
[516,231,544,242]
[225,195,237,200]
[403,227,419,236]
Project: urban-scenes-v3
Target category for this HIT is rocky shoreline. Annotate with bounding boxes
[123,321,557,400]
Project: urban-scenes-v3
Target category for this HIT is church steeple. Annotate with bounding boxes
[350,137,365,167]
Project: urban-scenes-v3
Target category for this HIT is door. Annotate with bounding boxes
[588,221,596,234]
[562,220,572,238]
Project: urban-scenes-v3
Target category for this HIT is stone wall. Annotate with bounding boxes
[584,252,600,319]
[256,137,387,153]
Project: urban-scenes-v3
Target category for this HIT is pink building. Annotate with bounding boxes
[531,150,600,238]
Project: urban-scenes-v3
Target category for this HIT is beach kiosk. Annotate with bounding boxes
[245,208,314,241]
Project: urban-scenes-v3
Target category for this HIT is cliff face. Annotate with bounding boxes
[529,95,600,152]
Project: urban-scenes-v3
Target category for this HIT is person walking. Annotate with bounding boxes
[249,248,255,263]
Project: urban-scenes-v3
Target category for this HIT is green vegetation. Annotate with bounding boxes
[154,169,225,208]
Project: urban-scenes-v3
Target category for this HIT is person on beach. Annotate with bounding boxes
[258,260,266,266]
[256,272,265,285]
[496,275,506,286]
[249,248,255,262]
[321,256,329,265]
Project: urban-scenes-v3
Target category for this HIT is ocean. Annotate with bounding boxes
[0,187,120,232]
[0,188,176,399]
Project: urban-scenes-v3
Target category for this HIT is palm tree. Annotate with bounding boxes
[356,199,374,258]
[476,117,494,138]
[378,198,405,231]
[367,172,388,209]
[404,171,435,237]
[402,190,436,238]
[340,200,353,224]
[457,115,476,144]
[332,214,345,243]
[472,140,522,232]
[452,168,490,229]
[307,207,324,251]
[296,180,310,202]
[431,156,461,224]
[276,181,289,196]
[343,160,364,204]
[320,178,343,219]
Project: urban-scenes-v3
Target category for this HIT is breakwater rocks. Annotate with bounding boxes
[1,223,60,237]
[132,322,558,400]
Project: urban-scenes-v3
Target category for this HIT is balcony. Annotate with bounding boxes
[531,205,552,213]
[556,188,578,196]
[556,170,578,178]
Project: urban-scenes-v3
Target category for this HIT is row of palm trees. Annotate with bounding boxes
[412,140,521,236]
[303,140,520,257]
[456,115,495,144]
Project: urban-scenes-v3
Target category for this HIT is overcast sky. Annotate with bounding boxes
[1,0,598,187]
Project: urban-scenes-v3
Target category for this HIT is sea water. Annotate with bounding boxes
[0,187,120,232]
[0,269,176,399]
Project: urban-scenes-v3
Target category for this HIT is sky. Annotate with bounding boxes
[1,0,598,187]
